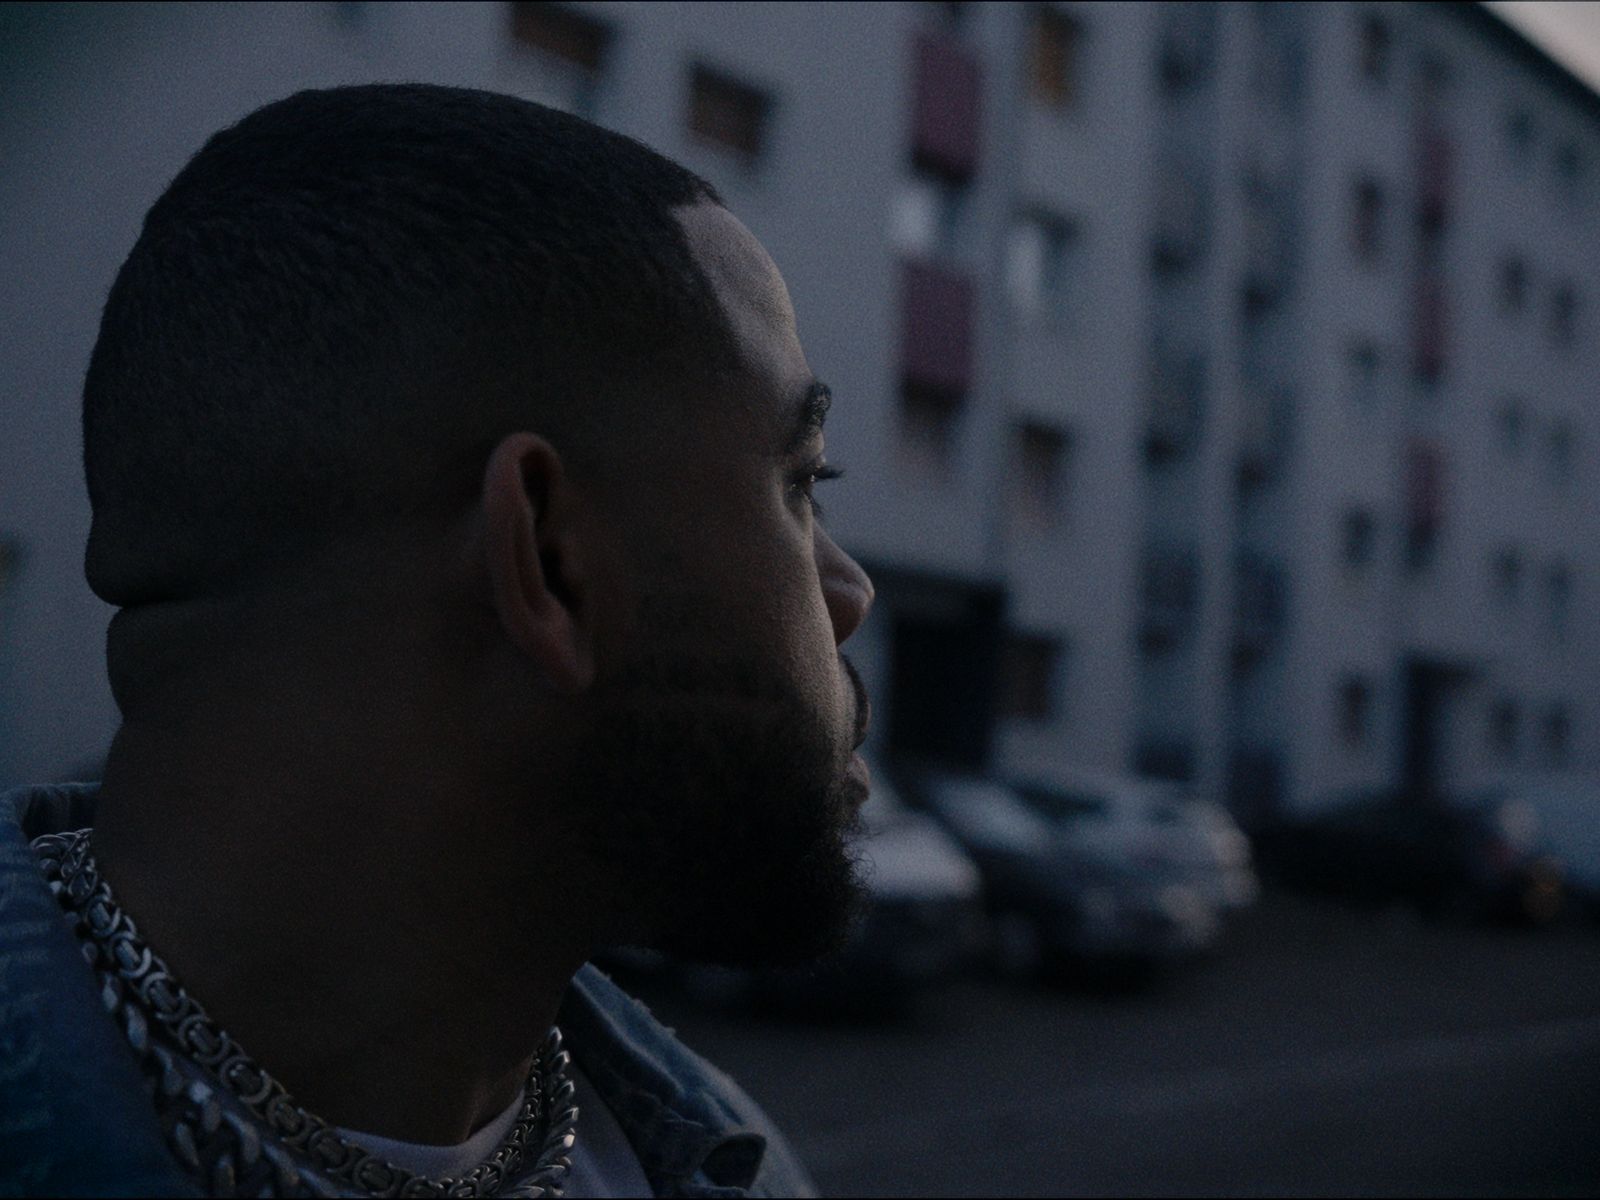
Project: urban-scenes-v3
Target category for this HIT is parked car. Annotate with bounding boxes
[1255,789,1564,924]
[1465,774,1600,921]
[748,759,985,1013]
[1008,769,1260,912]
[898,767,1220,982]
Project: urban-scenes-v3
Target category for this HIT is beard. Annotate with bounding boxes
[571,645,867,968]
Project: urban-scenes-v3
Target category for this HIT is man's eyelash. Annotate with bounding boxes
[795,463,844,519]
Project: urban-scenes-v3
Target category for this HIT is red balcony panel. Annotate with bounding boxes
[911,32,982,183]
[900,258,975,396]
[1413,274,1447,381]
[1405,439,1446,533]
[1418,125,1452,227]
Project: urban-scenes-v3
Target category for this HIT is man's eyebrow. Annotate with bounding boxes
[783,379,832,456]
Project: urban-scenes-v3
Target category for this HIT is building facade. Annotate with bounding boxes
[1,1,1595,821]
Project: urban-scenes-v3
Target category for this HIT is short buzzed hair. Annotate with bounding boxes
[83,83,733,608]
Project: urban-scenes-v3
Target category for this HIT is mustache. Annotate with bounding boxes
[842,654,870,750]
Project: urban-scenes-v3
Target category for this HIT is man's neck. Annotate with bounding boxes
[90,714,598,1146]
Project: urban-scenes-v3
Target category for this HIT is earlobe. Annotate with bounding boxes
[482,433,596,692]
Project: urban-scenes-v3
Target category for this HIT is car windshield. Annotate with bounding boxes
[1013,782,1111,824]
[932,779,1052,849]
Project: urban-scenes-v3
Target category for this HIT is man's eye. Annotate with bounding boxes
[793,463,844,519]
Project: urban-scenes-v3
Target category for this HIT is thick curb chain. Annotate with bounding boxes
[32,830,579,1199]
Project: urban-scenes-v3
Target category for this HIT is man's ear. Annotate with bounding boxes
[481,432,596,692]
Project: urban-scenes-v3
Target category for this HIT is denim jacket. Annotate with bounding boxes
[0,783,817,1198]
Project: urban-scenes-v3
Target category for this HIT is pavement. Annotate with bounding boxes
[622,890,1600,1196]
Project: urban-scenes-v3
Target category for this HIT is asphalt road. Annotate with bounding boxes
[625,891,1600,1197]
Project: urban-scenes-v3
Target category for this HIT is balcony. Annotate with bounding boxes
[911,31,982,183]
[1404,438,1446,535]
[1145,351,1205,462]
[1238,385,1291,489]
[1413,274,1447,384]
[1157,3,1217,93]
[900,258,975,397]
[1417,125,1453,234]
[1232,553,1286,662]
[1138,546,1200,654]
[1152,160,1210,275]
[1240,180,1293,312]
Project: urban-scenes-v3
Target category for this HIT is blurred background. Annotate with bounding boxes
[3,1,1600,1195]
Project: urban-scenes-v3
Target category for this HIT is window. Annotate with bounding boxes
[1138,547,1200,655]
[1005,210,1079,324]
[1555,141,1583,196]
[1489,696,1520,762]
[1347,339,1381,406]
[1358,12,1390,84]
[1506,109,1535,166]
[1499,256,1528,315]
[1000,633,1064,721]
[1418,53,1451,103]
[1545,562,1573,640]
[923,1,968,30]
[510,3,611,71]
[1241,168,1290,313]
[890,172,966,260]
[1340,509,1376,571]
[331,2,368,29]
[1351,178,1384,263]
[1029,6,1083,110]
[1338,676,1373,749]
[1548,418,1576,487]
[1417,128,1451,238]
[1497,397,1527,455]
[1009,421,1071,530]
[1492,547,1523,608]
[0,534,22,600]
[1542,702,1571,766]
[1158,4,1215,93]
[1152,159,1208,274]
[1550,282,1579,349]
[1250,2,1304,112]
[1146,347,1205,464]
[1403,441,1445,573]
[898,381,962,474]
[688,65,771,163]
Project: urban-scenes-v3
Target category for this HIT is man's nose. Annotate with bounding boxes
[817,527,874,646]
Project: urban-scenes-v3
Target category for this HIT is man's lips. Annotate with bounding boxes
[844,655,871,750]
[852,697,873,750]
[847,752,871,796]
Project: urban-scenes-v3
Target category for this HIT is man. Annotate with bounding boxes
[0,83,875,1197]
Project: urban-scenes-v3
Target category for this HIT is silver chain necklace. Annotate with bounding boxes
[32,829,580,1199]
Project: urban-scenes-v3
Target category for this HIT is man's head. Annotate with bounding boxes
[85,85,874,966]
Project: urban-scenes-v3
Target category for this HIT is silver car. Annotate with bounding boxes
[909,770,1221,981]
[1010,769,1260,913]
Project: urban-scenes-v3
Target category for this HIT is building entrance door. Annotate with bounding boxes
[873,569,1004,774]
[1400,657,1473,801]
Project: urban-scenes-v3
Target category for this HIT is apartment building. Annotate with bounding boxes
[1,2,1594,822]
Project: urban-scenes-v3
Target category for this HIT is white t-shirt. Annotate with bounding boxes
[337,1065,652,1198]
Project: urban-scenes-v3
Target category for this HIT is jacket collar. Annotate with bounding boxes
[561,963,767,1195]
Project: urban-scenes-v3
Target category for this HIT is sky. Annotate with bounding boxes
[1486,1,1600,93]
